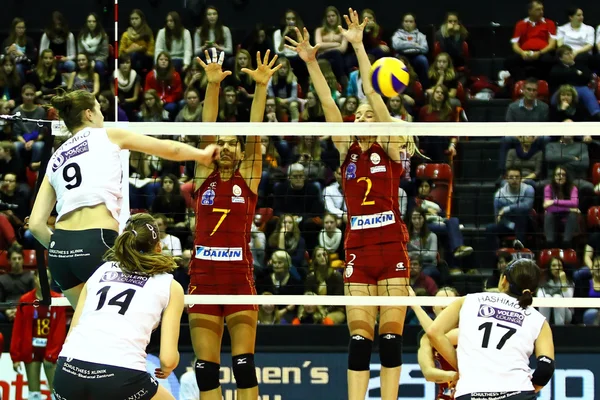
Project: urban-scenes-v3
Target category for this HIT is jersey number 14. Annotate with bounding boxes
[95,286,136,315]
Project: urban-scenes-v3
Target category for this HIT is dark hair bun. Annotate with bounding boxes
[50,94,73,112]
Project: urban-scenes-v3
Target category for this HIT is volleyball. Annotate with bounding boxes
[370,57,410,98]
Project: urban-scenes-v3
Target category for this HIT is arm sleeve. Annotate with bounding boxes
[509,185,534,212]
[533,151,543,177]
[66,33,76,60]
[285,81,298,102]
[194,29,202,56]
[554,186,578,208]
[222,26,233,55]
[273,30,284,55]
[418,32,429,52]
[39,34,49,55]
[183,29,193,67]
[96,37,109,63]
[323,187,344,218]
[545,143,573,164]
[154,29,165,62]
[9,303,25,361]
[511,22,524,44]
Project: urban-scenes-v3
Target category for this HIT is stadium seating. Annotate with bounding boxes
[538,248,578,269]
[512,79,550,102]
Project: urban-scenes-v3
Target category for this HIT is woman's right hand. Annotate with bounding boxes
[285,27,321,63]
[196,48,232,84]
[339,8,366,45]
[198,144,221,166]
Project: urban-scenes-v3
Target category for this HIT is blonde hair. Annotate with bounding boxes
[428,52,456,81]
[272,56,296,85]
[296,292,327,322]
[557,84,578,103]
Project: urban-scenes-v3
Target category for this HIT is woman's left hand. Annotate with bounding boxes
[196,48,232,84]
[242,50,282,86]
[339,8,366,45]
[543,200,554,209]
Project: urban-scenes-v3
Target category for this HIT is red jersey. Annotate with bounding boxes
[434,349,456,400]
[511,18,557,51]
[341,141,408,249]
[10,290,67,363]
[193,170,257,267]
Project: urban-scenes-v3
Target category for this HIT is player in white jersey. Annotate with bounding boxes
[427,259,555,400]
[28,88,219,310]
[52,213,184,400]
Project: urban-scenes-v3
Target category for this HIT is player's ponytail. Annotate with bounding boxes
[104,213,176,276]
[50,89,96,133]
[502,259,541,309]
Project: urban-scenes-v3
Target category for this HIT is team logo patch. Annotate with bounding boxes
[209,182,217,189]
[345,265,353,278]
[232,196,245,203]
[233,184,242,196]
[201,189,216,205]
[350,211,395,230]
[395,262,406,271]
[370,153,380,165]
[345,163,357,180]
[370,166,387,174]
[477,304,524,326]
[350,154,359,162]
[100,270,148,287]
[51,140,90,172]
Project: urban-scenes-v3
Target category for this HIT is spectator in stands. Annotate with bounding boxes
[485,167,535,252]
[323,167,346,225]
[193,6,233,64]
[292,136,326,181]
[407,207,439,280]
[318,213,342,255]
[2,18,37,80]
[304,246,345,323]
[257,292,281,325]
[29,49,64,104]
[114,54,141,121]
[583,256,600,325]
[485,250,512,290]
[1,172,30,230]
[292,293,334,325]
[224,49,255,107]
[301,91,326,123]
[435,12,468,69]
[505,78,550,122]
[415,179,473,262]
[267,214,307,279]
[151,173,188,230]
[427,53,460,107]
[345,54,369,102]
[0,57,22,109]
[418,85,457,162]
[155,11,192,74]
[409,254,438,296]
[182,60,207,105]
[310,59,340,104]
[360,9,390,60]
[315,6,348,90]
[267,56,300,122]
[543,166,579,248]
[12,84,45,170]
[154,213,182,257]
[10,270,65,400]
[218,86,250,122]
[549,45,599,119]
[0,102,12,140]
[387,95,412,121]
[242,23,274,64]
[0,245,34,322]
[505,0,556,81]
[251,220,267,274]
[77,13,109,77]
[340,95,358,122]
[255,250,304,323]
[119,9,155,72]
[545,135,593,191]
[557,7,594,65]
[67,53,100,96]
[273,9,308,90]
[550,84,589,122]
[98,90,121,122]
[263,95,287,122]
[537,257,573,325]
[505,136,543,185]
[144,51,183,120]
[397,56,421,111]
[39,11,76,73]
[0,141,27,192]
[175,88,203,122]
[392,13,429,86]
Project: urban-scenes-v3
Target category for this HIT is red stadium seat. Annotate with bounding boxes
[538,248,578,269]
[26,167,37,189]
[433,42,442,57]
[130,208,149,215]
[23,249,37,269]
[512,80,549,102]
[497,247,534,260]
[456,81,466,105]
[0,252,8,272]
[416,163,453,181]
[592,163,600,186]
[588,206,600,228]
[256,207,274,231]
[412,80,424,104]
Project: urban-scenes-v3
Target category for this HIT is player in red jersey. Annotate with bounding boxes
[410,286,460,399]
[286,9,417,399]
[187,49,281,400]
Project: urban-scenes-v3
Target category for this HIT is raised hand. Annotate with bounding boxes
[196,48,232,84]
[285,27,320,63]
[339,8,366,45]
[241,50,282,86]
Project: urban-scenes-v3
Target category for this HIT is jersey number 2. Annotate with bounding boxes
[479,322,517,350]
[357,177,375,206]
[96,286,136,315]
[64,163,82,190]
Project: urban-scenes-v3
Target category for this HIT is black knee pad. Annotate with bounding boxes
[232,353,258,389]
[348,334,373,371]
[379,333,403,368]
[195,359,221,392]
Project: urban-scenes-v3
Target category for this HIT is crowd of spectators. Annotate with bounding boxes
[3,1,600,336]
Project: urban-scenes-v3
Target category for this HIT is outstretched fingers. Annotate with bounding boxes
[268,53,279,68]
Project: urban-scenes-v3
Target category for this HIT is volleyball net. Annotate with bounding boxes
[42,121,600,322]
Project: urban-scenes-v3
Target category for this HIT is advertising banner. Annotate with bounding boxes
[0,353,596,399]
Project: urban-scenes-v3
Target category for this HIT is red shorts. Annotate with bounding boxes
[31,339,47,362]
[344,242,410,284]
[188,260,258,317]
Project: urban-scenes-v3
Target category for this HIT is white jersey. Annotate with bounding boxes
[455,292,546,397]
[46,127,122,222]
[59,262,173,371]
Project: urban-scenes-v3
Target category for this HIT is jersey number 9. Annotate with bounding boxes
[64,163,82,190]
